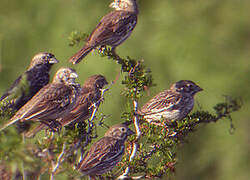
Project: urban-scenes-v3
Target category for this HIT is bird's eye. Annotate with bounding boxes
[121,127,126,132]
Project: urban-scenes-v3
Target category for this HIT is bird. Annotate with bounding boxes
[25,74,108,138]
[69,0,138,64]
[0,67,81,132]
[138,80,203,126]
[0,52,59,111]
[77,123,134,179]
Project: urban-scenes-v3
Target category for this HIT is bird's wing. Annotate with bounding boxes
[140,90,182,115]
[59,88,94,126]
[110,11,137,35]
[25,89,93,136]
[0,73,30,103]
[11,83,73,122]
[78,137,124,172]
[87,11,137,46]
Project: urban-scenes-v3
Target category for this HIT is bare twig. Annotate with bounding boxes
[21,162,27,180]
[118,100,141,179]
[50,143,66,180]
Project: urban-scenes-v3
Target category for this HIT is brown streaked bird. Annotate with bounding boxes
[0,52,58,111]
[25,75,108,138]
[139,80,203,126]
[77,124,134,179]
[0,68,80,132]
[69,0,138,64]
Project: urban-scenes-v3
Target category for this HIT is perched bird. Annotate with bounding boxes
[25,75,108,137]
[69,0,138,64]
[0,52,59,111]
[0,68,80,132]
[77,124,134,179]
[139,80,203,126]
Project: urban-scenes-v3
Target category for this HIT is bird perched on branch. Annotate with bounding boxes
[69,0,138,64]
[25,75,108,138]
[77,123,134,179]
[139,80,203,126]
[0,52,59,111]
[0,68,80,132]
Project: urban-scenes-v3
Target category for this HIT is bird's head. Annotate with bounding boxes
[28,52,59,70]
[171,80,203,96]
[109,0,138,13]
[53,67,78,84]
[104,124,135,141]
[83,74,108,90]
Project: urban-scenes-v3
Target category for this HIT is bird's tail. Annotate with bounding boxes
[0,118,20,131]
[69,46,94,64]
[24,123,46,138]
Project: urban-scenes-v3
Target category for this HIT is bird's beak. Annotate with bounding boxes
[127,128,135,136]
[198,87,203,92]
[49,57,59,64]
[70,72,78,79]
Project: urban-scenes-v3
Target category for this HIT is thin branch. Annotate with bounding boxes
[21,162,27,180]
[118,100,141,179]
[50,143,66,180]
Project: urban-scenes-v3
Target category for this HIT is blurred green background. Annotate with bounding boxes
[0,0,249,179]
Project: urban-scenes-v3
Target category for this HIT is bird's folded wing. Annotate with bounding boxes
[78,137,123,170]
[11,83,72,121]
[88,11,136,45]
[140,91,182,115]
[111,11,137,34]
[60,91,92,126]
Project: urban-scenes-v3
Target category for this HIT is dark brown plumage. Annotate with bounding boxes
[25,75,108,137]
[69,0,138,64]
[0,52,58,111]
[0,68,80,132]
[77,124,134,179]
[139,80,203,126]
